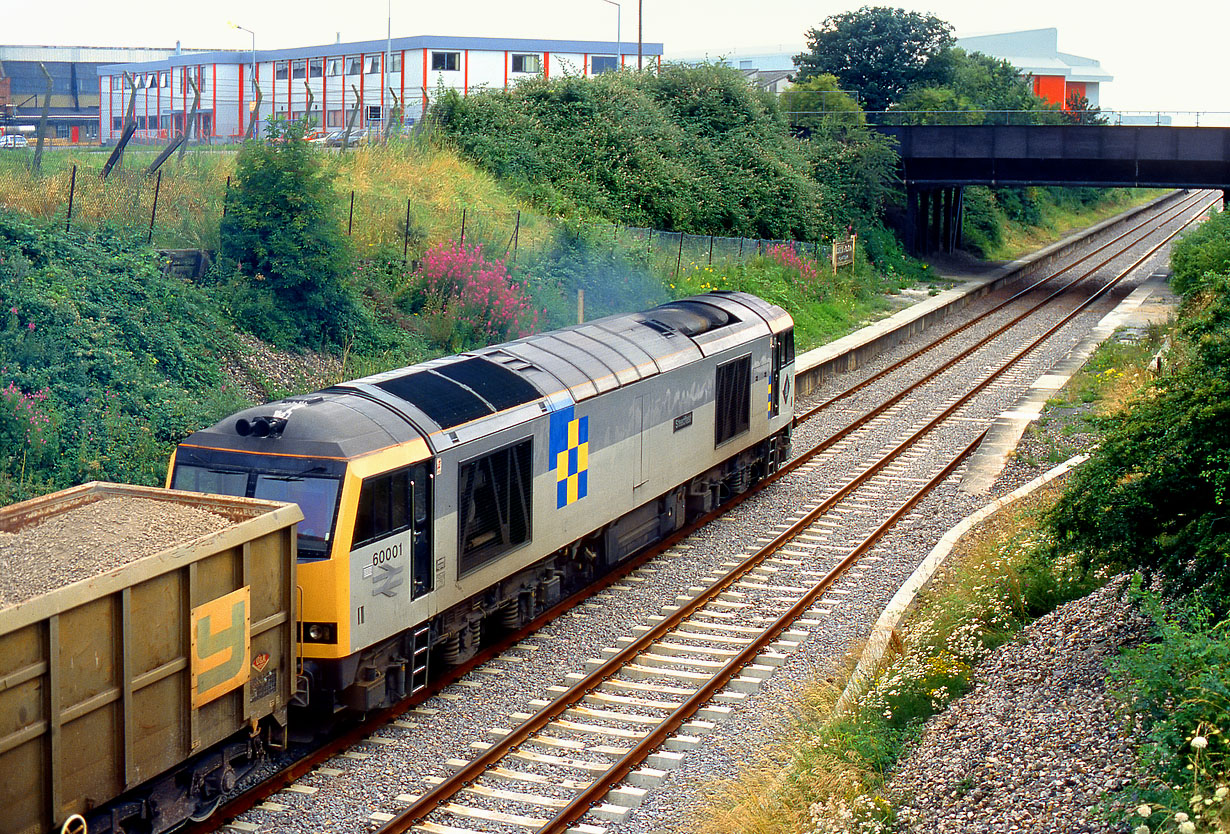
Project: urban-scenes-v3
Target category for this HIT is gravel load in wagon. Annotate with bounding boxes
[0,495,233,608]
[0,481,301,834]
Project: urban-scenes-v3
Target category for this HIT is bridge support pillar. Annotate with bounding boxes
[905,185,964,257]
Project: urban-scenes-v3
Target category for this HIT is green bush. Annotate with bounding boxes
[0,215,249,501]
[1109,585,1230,831]
[218,117,364,350]
[961,186,1005,256]
[1172,207,1230,296]
[432,64,894,241]
[1046,252,1230,614]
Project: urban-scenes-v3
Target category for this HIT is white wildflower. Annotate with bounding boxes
[1137,804,1152,818]
[1192,735,1208,749]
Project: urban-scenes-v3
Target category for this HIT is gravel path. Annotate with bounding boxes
[888,579,1148,834]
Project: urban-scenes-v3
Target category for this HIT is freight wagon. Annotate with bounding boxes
[0,482,301,834]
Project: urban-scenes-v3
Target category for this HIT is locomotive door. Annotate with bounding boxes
[633,395,647,491]
[770,331,794,418]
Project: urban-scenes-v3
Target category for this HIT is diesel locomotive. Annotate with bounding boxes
[169,291,795,714]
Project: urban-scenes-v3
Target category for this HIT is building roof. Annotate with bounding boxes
[956,28,1112,84]
[98,34,665,75]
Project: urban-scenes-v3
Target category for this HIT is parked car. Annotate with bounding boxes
[0,134,29,149]
[307,129,350,147]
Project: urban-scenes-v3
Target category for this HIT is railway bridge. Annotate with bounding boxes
[873,125,1230,253]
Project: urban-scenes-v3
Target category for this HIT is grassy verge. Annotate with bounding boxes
[1014,325,1168,469]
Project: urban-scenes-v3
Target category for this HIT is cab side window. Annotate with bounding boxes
[354,469,411,548]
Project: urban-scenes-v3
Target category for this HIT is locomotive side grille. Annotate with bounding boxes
[457,438,534,575]
[714,354,751,446]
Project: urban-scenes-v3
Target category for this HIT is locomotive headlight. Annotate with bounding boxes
[301,622,337,643]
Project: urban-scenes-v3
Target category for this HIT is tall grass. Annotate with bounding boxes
[0,138,540,256]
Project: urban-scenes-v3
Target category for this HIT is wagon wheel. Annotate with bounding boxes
[188,795,223,822]
[60,815,88,834]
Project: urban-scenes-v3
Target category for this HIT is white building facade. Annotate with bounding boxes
[97,35,663,144]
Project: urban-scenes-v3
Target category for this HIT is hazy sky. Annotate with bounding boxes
[6,0,1226,114]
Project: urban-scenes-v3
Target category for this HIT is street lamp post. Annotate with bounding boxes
[230,22,257,132]
[386,0,392,130]
[600,0,621,71]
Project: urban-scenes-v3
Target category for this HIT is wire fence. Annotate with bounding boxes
[0,158,834,276]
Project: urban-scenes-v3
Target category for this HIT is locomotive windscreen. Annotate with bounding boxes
[171,450,344,559]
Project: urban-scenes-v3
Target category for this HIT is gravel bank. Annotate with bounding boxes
[888,579,1148,834]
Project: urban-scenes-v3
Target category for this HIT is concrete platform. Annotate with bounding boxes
[960,270,1178,494]
[794,190,1180,397]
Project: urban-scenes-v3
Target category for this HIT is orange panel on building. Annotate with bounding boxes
[1033,74,1067,106]
[1064,81,1086,105]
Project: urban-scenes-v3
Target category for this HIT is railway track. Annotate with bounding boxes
[200,192,1217,834]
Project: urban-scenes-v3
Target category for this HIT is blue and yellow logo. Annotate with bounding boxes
[549,405,589,508]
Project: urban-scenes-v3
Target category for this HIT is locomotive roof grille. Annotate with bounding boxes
[646,300,735,336]
[433,356,543,411]
[374,357,542,430]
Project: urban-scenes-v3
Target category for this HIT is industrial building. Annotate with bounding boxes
[97,35,663,144]
[0,44,205,142]
[955,28,1112,108]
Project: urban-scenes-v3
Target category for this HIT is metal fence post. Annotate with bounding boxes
[708,235,714,265]
[147,170,162,245]
[403,197,411,264]
[512,210,520,261]
[65,165,77,233]
[459,207,467,245]
[222,175,231,218]
[675,232,685,278]
[347,190,355,236]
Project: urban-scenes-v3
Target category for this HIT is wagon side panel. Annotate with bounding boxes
[0,622,49,834]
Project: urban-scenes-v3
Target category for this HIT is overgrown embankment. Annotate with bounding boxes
[432,64,897,240]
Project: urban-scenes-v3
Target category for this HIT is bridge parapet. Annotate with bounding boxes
[876,124,1230,190]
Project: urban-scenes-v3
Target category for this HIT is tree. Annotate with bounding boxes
[1061,91,1107,125]
[892,48,1050,124]
[793,6,954,111]
[779,73,865,129]
[219,117,361,350]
